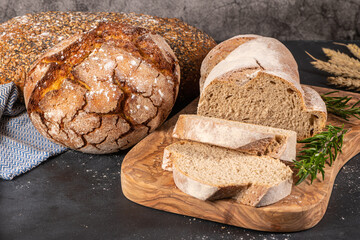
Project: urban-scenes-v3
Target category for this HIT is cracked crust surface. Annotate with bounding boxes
[24,22,180,154]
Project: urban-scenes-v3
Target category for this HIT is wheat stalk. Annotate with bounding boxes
[322,48,346,59]
[306,51,360,78]
[322,48,360,69]
[313,61,360,78]
[327,77,360,91]
[347,44,360,59]
[334,42,360,59]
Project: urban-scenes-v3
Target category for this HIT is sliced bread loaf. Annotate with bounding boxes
[197,35,327,140]
[171,114,296,161]
[164,141,293,207]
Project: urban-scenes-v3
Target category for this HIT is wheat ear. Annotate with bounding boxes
[322,48,360,69]
[334,42,360,59]
[347,44,360,59]
[306,51,360,78]
[327,77,360,91]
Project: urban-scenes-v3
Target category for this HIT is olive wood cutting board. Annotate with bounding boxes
[121,86,360,232]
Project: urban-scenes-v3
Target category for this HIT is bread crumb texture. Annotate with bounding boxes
[24,22,180,154]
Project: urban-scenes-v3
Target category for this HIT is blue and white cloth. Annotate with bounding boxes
[0,82,67,180]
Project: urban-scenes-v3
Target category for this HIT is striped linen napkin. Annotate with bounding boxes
[0,82,67,180]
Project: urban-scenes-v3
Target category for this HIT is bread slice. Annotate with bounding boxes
[197,35,327,140]
[171,114,297,162]
[165,141,293,207]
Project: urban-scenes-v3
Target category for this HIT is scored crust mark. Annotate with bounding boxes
[24,22,180,154]
[255,59,265,70]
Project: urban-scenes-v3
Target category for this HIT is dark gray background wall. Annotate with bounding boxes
[0,0,359,42]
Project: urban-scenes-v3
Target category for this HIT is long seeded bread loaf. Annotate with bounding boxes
[197,35,327,140]
[0,11,216,106]
[168,114,296,163]
[164,141,293,207]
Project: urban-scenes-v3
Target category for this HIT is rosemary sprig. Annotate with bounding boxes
[294,124,347,185]
[321,91,360,121]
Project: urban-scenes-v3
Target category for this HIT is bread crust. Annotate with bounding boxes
[255,179,293,207]
[24,22,180,154]
[199,36,255,92]
[173,167,248,201]
[162,147,174,171]
[201,35,300,93]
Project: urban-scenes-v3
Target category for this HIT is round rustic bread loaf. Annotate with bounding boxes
[24,22,180,154]
[0,11,216,107]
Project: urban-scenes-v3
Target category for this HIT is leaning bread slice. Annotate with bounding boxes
[165,141,293,207]
[172,114,297,161]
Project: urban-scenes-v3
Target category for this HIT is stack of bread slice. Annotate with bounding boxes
[163,115,295,207]
[162,34,328,207]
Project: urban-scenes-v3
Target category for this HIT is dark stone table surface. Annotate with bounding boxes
[0,41,359,240]
[1,0,360,42]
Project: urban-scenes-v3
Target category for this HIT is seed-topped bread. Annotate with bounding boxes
[24,22,180,154]
[197,35,327,140]
[164,141,293,207]
[0,11,216,106]
[167,114,296,164]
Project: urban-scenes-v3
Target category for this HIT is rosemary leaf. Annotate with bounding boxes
[321,91,360,121]
[294,124,347,185]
